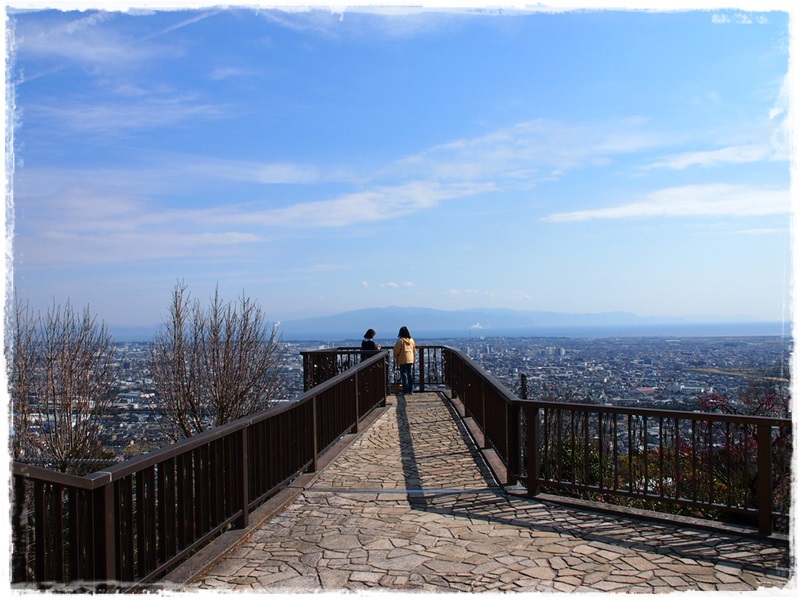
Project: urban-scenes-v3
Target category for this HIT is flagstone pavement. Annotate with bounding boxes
[171,391,794,594]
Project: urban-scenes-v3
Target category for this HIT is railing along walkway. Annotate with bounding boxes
[179,392,791,593]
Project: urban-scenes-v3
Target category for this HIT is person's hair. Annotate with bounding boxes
[398,326,411,338]
[364,328,376,339]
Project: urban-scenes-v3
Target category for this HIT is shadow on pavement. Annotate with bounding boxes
[392,392,791,579]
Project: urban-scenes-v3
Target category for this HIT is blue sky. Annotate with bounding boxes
[4,2,795,330]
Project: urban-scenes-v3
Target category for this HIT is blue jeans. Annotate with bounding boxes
[399,363,414,394]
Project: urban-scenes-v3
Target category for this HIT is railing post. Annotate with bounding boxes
[235,427,249,529]
[311,395,319,473]
[481,379,489,449]
[301,351,313,391]
[461,358,467,405]
[11,476,27,583]
[383,354,389,405]
[527,405,541,496]
[517,404,525,482]
[94,478,117,589]
[418,349,426,392]
[384,354,390,401]
[756,422,773,536]
[354,371,360,433]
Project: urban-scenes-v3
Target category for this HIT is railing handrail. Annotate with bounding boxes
[11,462,108,489]
[441,344,519,403]
[441,344,792,426]
[518,398,791,427]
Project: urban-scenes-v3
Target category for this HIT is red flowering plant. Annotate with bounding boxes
[698,381,791,523]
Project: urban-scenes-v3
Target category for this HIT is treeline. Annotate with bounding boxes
[7,281,284,475]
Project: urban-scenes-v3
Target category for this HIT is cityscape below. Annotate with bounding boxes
[99,333,791,460]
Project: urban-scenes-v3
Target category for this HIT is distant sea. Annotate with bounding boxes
[109,321,791,343]
[309,322,791,342]
[272,307,793,342]
[454,322,791,340]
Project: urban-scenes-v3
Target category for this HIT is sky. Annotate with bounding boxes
[3,1,796,332]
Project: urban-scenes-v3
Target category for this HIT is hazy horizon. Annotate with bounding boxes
[106,304,792,343]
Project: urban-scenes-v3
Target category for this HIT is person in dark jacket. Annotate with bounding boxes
[360,328,381,361]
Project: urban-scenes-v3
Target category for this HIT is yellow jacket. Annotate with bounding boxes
[393,337,416,365]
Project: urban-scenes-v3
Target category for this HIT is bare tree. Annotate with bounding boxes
[150,282,284,440]
[7,298,117,474]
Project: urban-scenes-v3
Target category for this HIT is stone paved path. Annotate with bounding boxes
[185,392,793,593]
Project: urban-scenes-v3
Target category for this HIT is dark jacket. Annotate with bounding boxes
[361,339,379,361]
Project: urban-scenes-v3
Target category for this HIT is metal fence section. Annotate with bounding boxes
[442,346,520,483]
[302,345,446,392]
[438,346,792,536]
[524,402,792,535]
[11,352,388,589]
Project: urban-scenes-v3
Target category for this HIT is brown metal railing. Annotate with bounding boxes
[302,345,447,392]
[11,351,389,589]
[12,344,790,588]
[524,402,792,535]
[301,345,791,536]
[440,345,791,536]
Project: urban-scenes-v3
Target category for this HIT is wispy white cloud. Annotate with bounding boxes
[644,115,788,171]
[23,96,229,137]
[165,156,326,185]
[542,184,790,223]
[12,95,790,268]
[208,66,260,81]
[13,11,165,71]
[711,13,766,26]
[144,10,221,39]
[646,70,790,172]
[18,228,263,266]
[380,282,415,288]
[257,9,344,39]
[731,228,789,236]
[239,181,494,228]
[257,7,471,41]
[13,174,494,266]
[644,143,780,170]
[15,156,327,200]
[444,288,538,305]
[12,10,229,138]
[390,117,664,185]
[446,288,499,299]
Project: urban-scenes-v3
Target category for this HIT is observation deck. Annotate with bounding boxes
[170,391,790,593]
[12,347,793,592]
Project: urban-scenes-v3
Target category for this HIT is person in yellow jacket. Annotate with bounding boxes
[393,326,416,394]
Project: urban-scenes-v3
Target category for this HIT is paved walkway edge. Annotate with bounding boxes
[164,392,794,592]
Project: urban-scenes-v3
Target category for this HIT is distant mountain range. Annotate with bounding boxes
[275,307,789,341]
[107,307,790,343]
